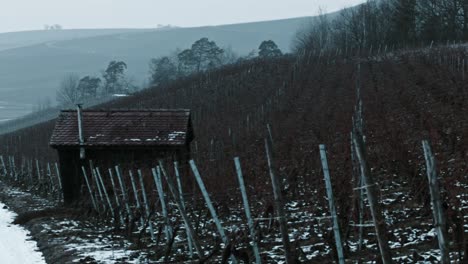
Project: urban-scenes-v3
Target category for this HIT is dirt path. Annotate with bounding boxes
[0,182,143,264]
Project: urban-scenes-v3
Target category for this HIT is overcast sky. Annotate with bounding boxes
[1,0,365,33]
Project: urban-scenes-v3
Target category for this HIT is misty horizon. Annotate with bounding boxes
[1,0,365,33]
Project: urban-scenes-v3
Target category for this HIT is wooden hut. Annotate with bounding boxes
[50,108,194,203]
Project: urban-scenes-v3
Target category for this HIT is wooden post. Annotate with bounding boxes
[319,145,345,264]
[20,157,25,181]
[189,160,238,264]
[137,169,156,241]
[115,166,133,223]
[353,133,393,264]
[35,159,41,181]
[28,159,33,182]
[0,156,6,177]
[108,168,125,226]
[159,162,203,258]
[234,157,262,264]
[174,161,194,259]
[7,156,12,179]
[351,131,365,251]
[81,166,99,212]
[47,163,55,192]
[96,168,115,219]
[89,161,104,204]
[266,123,274,148]
[54,163,63,201]
[129,170,144,227]
[462,59,465,81]
[264,138,293,264]
[422,140,450,264]
[153,165,173,242]
[11,157,17,181]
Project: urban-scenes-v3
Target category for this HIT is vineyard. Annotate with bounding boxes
[0,46,467,263]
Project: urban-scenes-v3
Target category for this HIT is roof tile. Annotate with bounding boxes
[50,109,192,147]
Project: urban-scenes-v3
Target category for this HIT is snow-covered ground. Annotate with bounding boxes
[0,202,46,264]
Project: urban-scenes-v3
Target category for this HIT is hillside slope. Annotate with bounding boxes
[0,16,314,122]
[0,47,467,262]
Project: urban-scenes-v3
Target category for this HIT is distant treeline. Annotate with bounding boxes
[56,38,283,107]
[148,38,282,87]
[294,0,468,53]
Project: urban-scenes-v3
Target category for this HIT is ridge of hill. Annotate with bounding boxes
[0,28,154,51]
[0,16,315,122]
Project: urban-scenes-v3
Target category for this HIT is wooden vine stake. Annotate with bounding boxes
[0,156,7,177]
[351,131,365,251]
[159,161,203,258]
[189,160,238,264]
[35,159,41,181]
[108,168,125,226]
[89,161,104,205]
[352,133,392,264]
[11,157,17,181]
[96,168,115,219]
[234,157,262,264]
[115,165,133,223]
[264,138,293,264]
[54,163,63,201]
[81,166,99,213]
[153,165,173,243]
[47,163,54,192]
[422,140,449,264]
[137,169,156,241]
[319,145,345,264]
[174,161,194,258]
[129,170,144,227]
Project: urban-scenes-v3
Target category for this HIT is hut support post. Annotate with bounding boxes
[422,140,450,264]
[189,160,238,264]
[234,157,262,264]
[319,145,345,264]
[264,138,293,264]
[137,169,156,241]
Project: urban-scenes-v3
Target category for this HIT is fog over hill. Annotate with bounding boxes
[0,28,152,51]
[0,16,313,121]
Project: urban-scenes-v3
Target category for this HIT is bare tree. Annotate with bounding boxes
[56,74,80,106]
[220,46,239,65]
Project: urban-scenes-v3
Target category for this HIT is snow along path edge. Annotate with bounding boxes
[0,201,46,264]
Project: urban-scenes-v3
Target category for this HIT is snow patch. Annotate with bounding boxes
[0,202,46,264]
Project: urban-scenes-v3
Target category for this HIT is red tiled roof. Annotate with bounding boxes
[50,109,193,147]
